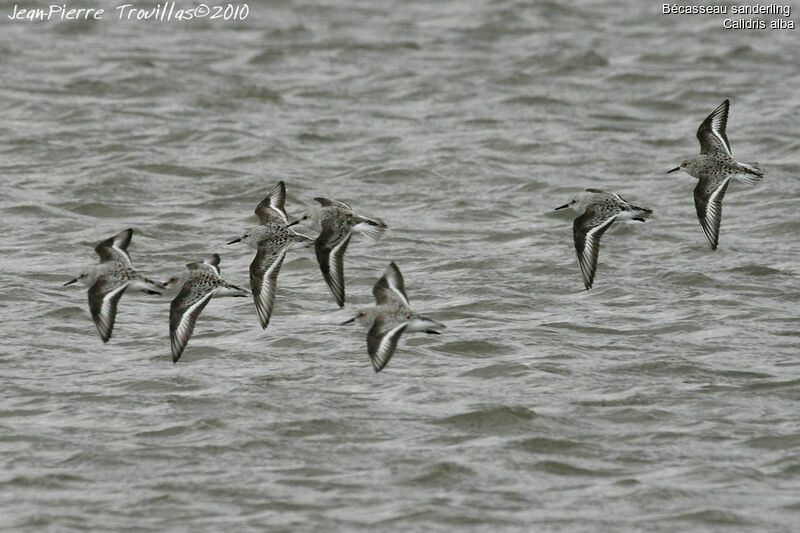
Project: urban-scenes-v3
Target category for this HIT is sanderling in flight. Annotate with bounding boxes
[555,190,652,290]
[168,253,249,363]
[228,181,313,329]
[668,99,765,250]
[288,197,387,308]
[64,228,165,343]
[340,262,444,372]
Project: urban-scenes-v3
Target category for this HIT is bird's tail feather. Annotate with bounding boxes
[630,206,653,222]
[218,281,249,297]
[134,277,166,294]
[736,162,765,186]
[354,217,387,241]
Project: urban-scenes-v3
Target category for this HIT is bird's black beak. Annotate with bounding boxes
[286,220,299,228]
[339,317,355,325]
[227,237,241,245]
[63,278,78,286]
[554,204,569,210]
[667,167,680,174]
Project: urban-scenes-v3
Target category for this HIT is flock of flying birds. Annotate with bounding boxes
[64,99,764,370]
[64,181,444,371]
[555,99,764,289]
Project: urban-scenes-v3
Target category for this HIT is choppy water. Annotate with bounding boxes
[2,1,800,531]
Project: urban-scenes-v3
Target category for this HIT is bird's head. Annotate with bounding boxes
[63,271,92,287]
[668,158,700,177]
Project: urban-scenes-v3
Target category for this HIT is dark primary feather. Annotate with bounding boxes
[95,228,133,263]
[249,246,286,329]
[694,177,730,250]
[255,181,288,224]
[367,317,407,373]
[186,261,220,276]
[315,226,352,308]
[697,99,731,156]
[169,284,215,363]
[186,254,222,277]
[373,262,409,306]
[314,197,351,209]
[88,278,128,343]
[573,210,616,290]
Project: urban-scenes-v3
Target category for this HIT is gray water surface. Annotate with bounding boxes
[2,1,799,531]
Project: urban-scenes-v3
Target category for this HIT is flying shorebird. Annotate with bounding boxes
[668,99,765,250]
[228,181,313,329]
[341,262,444,372]
[288,197,386,308]
[64,228,164,343]
[168,253,249,363]
[555,190,653,290]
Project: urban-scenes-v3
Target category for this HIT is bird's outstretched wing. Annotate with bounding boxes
[367,317,407,372]
[573,209,617,290]
[372,262,409,306]
[696,99,732,157]
[88,277,129,343]
[249,242,288,329]
[95,228,133,264]
[315,222,352,308]
[255,181,289,225]
[694,176,730,250]
[169,278,216,363]
[314,197,351,210]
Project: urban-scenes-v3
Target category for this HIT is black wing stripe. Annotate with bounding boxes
[316,232,352,308]
[694,178,730,250]
[255,181,288,224]
[372,262,409,306]
[697,100,731,156]
[251,250,286,329]
[89,282,128,343]
[170,290,214,363]
[367,321,407,372]
[574,214,616,290]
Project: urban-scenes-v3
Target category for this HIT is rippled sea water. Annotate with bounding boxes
[2,1,800,531]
